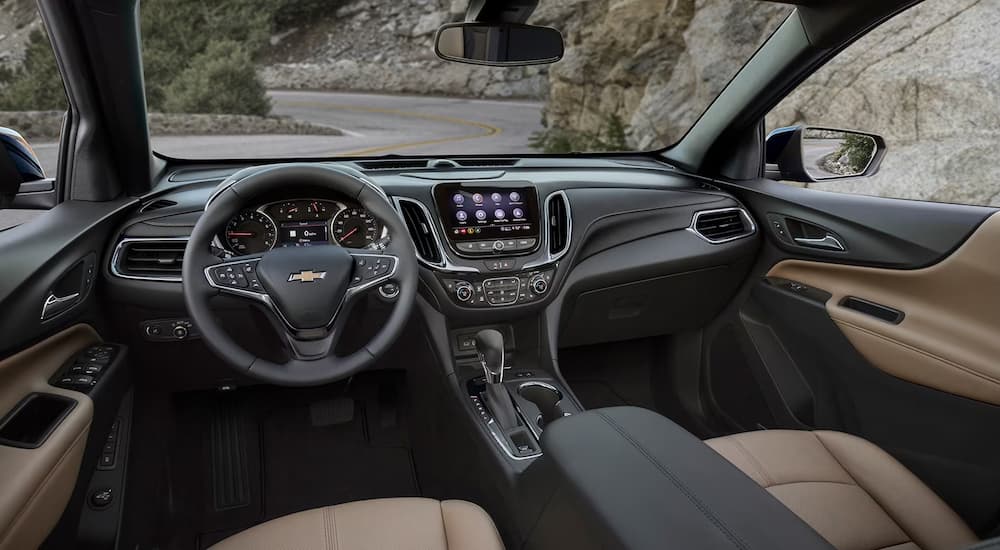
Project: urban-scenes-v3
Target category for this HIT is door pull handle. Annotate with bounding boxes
[793,234,845,251]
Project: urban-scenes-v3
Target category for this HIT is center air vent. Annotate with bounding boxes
[691,208,754,243]
[113,239,187,281]
[397,199,443,265]
[547,192,570,256]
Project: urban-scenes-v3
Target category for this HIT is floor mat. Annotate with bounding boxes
[260,383,418,520]
[161,371,419,549]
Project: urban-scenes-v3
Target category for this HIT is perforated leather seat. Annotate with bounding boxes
[707,430,977,550]
[209,497,504,550]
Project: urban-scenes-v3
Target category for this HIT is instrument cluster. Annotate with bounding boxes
[221,199,387,255]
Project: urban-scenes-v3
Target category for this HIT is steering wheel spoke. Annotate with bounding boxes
[204,255,269,298]
[346,252,398,296]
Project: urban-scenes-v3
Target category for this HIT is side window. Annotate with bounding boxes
[764,0,999,207]
[0,10,67,228]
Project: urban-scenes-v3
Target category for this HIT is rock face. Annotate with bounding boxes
[262,0,549,99]
[768,0,1000,206]
[533,0,790,150]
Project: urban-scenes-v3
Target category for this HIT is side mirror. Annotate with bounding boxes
[765,126,886,183]
[434,23,564,66]
[0,128,56,210]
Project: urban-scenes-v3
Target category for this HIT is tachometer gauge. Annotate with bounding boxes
[225,210,277,254]
[331,207,379,248]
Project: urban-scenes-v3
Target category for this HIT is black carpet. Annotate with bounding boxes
[158,371,419,549]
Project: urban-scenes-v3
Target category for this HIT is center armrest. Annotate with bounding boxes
[526,407,833,550]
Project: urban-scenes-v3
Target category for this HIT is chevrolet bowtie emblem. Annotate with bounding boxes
[288,270,326,283]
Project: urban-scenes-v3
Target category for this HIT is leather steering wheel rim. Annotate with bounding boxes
[182,163,418,386]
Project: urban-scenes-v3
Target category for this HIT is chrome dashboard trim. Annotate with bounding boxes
[392,196,478,273]
[109,237,189,282]
[522,190,572,270]
[686,207,757,244]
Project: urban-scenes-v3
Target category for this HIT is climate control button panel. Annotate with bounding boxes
[441,269,554,308]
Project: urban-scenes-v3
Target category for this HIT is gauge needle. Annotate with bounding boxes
[339,227,359,242]
[227,232,255,237]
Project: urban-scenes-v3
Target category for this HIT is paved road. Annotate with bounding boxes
[32,91,544,176]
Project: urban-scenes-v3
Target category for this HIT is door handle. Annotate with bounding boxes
[793,234,845,251]
[41,291,80,320]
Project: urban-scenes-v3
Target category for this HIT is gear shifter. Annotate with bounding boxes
[476,329,519,429]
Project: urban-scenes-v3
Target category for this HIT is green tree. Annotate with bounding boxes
[0,29,66,111]
[162,40,271,116]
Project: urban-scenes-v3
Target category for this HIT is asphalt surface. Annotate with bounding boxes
[6,90,544,230]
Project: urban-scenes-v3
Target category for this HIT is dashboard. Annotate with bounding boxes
[220,199,388,255]
[106,158,760,347]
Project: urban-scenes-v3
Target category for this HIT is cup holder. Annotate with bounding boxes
[518,382,570,429]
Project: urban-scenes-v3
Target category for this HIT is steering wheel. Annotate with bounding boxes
[182,163,418,386]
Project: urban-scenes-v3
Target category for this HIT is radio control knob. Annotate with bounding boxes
[530,275,548,295]
[172,325,189,339]
[455,282,474,302]
[492,240,505,252]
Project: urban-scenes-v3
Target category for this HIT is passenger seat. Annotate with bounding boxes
[707,430,977,550]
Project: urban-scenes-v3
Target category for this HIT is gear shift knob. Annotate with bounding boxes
[475,329,505,384]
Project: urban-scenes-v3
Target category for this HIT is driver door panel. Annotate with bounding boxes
[0,325,97,550]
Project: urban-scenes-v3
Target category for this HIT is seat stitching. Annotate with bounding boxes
[812,432,914,547]
[440,500,451,549]
[595,411,752,550]
[730,437,774,487]
[764,479,858,490]
[329,505,340,550]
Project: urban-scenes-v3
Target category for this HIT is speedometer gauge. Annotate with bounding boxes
[225,210,277,254]
[331,208,379,248]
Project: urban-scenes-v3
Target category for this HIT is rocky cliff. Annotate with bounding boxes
[768,0,1000,206]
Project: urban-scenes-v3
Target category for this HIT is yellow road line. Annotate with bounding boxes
[277,101,503,156]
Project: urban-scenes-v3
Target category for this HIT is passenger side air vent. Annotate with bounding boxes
[356,159,430,171]
[691,208,754,243]
[547,192,570,256]
[114,239,187,280]
[397,199,443,265]
[139,199,177,213]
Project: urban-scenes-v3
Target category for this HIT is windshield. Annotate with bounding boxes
[137,0,790,159]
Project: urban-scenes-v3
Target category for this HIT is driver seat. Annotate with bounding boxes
[209,497,504,550]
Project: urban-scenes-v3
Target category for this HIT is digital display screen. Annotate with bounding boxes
[434,185,539,242]
[277,221,329,247]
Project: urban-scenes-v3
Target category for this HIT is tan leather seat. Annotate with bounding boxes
[707,430,977,550]
[209,497,504,550]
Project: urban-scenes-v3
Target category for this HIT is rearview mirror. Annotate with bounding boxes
[765,126,886,183]
[434,23,564,66]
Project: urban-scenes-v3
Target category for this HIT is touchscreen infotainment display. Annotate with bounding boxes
[434,185,540,242]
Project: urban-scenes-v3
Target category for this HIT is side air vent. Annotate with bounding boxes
[547,192,570,256]
[691,208,755,243]
[397,200,443,265]
[139,199,177,213]
[356,159,429,171]
[113,239,187,281]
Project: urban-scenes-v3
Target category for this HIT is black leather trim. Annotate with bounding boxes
[529,407,834,550]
